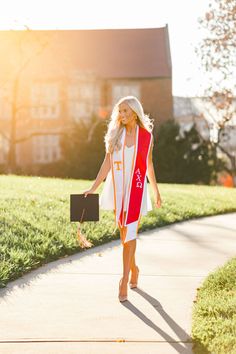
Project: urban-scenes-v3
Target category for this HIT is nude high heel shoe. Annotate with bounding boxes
[129,266,139,289]
[118,278,128,302]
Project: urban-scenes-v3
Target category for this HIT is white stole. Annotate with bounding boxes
[110,125,151,244]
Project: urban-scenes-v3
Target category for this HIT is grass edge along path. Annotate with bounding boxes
[1,174,236,289]
[192,257,236,354]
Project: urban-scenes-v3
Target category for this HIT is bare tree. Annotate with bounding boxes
[195,0,236,185]
[0,27,57,173]
[0,29,106,174]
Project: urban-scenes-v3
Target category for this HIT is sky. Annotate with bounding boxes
[0,0,211,97]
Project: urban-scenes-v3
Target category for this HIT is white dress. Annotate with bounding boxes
[99,145,153,216]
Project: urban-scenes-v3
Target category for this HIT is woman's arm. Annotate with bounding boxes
[147,135,162,208]
[83,152,111,196]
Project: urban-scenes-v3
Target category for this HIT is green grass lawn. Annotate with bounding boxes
[1,174,236,289]
[192,257,236,354]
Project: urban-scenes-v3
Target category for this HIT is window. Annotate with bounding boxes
[68,83,94,100]
[32,135,61,163]
[67,83,95,120]
[30,83,60,119]
[81,84,93,99]
[112,83,141,105]
[68,101,93,120]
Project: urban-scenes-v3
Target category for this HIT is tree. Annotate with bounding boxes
[0,28,54,173]
[60,115,107,179]
[153,120,225,184]
[195,0,236,185]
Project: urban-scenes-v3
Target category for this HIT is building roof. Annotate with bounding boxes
[0,26,172,80]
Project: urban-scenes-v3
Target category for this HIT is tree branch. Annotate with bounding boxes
[0,130,10,141]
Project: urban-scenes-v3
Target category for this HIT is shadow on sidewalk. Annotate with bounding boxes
[120,287,193,353]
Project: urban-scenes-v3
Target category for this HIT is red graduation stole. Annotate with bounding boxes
[123,126,152,225]
[111,125,152,234]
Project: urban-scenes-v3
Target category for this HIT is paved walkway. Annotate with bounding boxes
[0,212,236,354]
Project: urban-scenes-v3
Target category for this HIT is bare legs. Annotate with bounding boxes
[118,211,139,297]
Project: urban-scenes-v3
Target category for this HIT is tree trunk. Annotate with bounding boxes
[7,76,19,174]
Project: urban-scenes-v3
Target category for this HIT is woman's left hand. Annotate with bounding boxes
[154,193,162,208]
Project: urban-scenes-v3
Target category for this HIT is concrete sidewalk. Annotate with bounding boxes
[0,212,236,354]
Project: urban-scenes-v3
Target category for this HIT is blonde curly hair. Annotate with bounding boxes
[104,95,154,153]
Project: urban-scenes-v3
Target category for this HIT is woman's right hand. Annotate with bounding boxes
[82,187,95,197]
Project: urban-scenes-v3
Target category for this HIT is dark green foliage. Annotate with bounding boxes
[7,117,226,184]
[60,116,108,179]
[153,120,225,184]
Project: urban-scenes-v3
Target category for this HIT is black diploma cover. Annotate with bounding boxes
[70,194,99,222]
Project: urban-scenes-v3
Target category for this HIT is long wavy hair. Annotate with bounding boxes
[104,96,154,153]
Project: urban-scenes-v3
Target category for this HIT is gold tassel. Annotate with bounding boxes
[76,207,93,249]
[77,223,93,249]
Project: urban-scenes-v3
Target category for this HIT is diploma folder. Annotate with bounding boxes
[70,194,99,222]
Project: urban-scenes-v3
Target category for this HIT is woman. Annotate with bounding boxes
[83,96,162,302]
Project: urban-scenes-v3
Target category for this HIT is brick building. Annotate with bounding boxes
[0,26,172,168]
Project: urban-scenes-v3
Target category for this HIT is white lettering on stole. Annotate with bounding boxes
[135,168,142,188]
